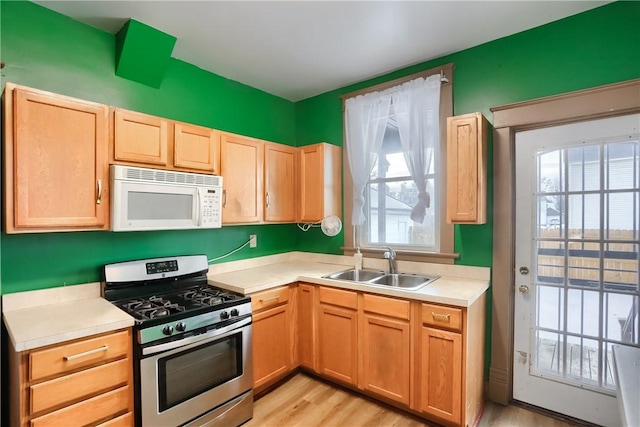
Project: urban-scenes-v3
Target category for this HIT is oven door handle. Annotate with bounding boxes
[142,317,252,356]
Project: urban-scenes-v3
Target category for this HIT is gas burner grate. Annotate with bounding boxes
[179,287,238,307]
[119,296,186,320]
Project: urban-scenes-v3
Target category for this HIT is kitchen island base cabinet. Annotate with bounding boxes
[8,328,134,427]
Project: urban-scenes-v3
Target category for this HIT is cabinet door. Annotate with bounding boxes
[114,109,168,166]
[174,123,220,173]
[220,134,263,223]
[317,303,358,385]
[264,143,296,222]
[298,143,342,223]
[420,326,462,424]
[297,284,316,370]
[252,304,291,389]
[446,112,488,224]
[9,86,109,231]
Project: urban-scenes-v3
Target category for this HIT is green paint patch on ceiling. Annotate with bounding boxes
[115,19,177,88]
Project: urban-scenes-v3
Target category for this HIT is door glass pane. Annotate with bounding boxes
[536,241,565,285]
[532,138,640,394]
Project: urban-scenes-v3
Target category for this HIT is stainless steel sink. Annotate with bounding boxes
[323,268,385,282]
[322,269,439,291]
[368,273,439,290]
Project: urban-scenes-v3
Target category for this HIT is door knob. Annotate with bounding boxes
[519,266,529,275]
[518,285,530,294]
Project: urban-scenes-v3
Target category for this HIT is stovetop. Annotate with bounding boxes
[114,284,246,322]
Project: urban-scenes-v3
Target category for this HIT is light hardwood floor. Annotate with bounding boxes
[246,373,579,427]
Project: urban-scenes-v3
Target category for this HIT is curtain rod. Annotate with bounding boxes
[340,62,454,100]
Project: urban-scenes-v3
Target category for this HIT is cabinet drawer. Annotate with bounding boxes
[96,411,133,427]
[29,330,130,381]
[318,286,357,309]
[421,303,462,332]
[30,358,130,414]
[251,286,290,311]
[363,293,410,320]
[30,385,130,427]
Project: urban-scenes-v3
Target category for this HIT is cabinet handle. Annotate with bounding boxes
[64,345,109,361]
[222,189,227,208]
[265,192,270,208]
[96,179,102,205]
[431,312,450,322]
[260,295,280,302]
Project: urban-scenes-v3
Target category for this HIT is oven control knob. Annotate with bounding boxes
[230,308,239,317]
[162,325,174,336]
[220,311,229,320]
[175,322,187,332]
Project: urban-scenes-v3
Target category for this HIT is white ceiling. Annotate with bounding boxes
[34,1,610,101]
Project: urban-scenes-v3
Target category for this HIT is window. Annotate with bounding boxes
[342,64,455,262]
[364,117,439,250]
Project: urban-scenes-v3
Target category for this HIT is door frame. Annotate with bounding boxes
[488,78,640,405]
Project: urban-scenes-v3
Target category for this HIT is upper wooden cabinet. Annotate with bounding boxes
[3,83,110,233]
[446,112,488,224]
[298,143,342,223]
[220,133,264,224]
[264,143,297,222]
[113,108,220,174]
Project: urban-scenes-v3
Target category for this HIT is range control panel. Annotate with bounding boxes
[146,260,179,275]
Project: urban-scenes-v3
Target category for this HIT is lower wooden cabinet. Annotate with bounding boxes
[360,293,411,406]
[420,326,462,423]
[251,283,486,427]
[317,299,358,385]
[250,285,294,392]
[8,328,134,427]
[297,284,316,370]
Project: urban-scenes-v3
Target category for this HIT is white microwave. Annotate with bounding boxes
[111,165,223,232]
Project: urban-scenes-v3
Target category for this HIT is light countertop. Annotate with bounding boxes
[2,283,135,352]
[612,344,640,427]
[2,252,490,352]
[208,252,490,307]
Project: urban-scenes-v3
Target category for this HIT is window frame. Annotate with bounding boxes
[341,63,456,264]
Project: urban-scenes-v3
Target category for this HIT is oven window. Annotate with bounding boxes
[158,332,243,411]
[128,191,193,220]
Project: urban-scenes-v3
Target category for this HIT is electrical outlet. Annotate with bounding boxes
[250,234,257,248]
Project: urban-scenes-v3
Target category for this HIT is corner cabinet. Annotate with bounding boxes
[113,108,220,174]
[8,329,134,427]
[298,143,342,223]
[446,112,488,224]
[3,84,110,233]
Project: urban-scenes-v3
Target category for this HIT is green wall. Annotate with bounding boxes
[0,1,304,294]
[1,1,639,294]
[295,0,640,266]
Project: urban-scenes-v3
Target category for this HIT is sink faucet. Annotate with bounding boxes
[383,246,397,275]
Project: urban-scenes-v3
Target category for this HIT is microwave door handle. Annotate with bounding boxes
[196,188,202,226]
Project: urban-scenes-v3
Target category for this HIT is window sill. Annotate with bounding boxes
[341,246,459,265]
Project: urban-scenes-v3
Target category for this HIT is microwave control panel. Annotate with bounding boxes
[200,188,222,228]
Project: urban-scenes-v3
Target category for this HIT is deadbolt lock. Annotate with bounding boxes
[519,266,529,275]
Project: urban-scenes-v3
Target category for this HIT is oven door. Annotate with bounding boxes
[139,320,253,427]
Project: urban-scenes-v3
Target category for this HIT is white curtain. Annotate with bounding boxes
[344,92,391,225]
[392,75,441,223]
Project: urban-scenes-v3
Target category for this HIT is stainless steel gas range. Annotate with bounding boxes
[102,254,253,427]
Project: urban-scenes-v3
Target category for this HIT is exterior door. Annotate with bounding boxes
[514,114,639,426]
